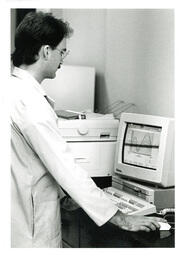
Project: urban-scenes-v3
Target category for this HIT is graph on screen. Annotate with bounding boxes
[123,123,161,170]
[130,130,155,156]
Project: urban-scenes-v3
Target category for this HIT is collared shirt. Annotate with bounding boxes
[10,67,118,248]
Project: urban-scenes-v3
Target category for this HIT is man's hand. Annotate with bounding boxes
[109,210,167,232]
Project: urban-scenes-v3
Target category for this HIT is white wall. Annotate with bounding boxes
[105,9,174,117]
[59,9,174,117]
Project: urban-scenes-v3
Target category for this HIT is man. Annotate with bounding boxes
[10,11,165,248]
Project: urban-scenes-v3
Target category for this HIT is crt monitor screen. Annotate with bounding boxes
[122,123,162,170]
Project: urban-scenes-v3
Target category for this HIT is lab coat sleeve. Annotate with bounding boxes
[13,102,118,226]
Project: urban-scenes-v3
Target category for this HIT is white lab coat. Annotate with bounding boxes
[10,67,118,248]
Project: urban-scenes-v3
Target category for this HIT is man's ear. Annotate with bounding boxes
[42,45,50,60]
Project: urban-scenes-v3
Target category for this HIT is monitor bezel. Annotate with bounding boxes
[114,113,174,187]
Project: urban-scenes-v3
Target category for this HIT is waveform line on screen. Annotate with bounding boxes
[124,143,159,148]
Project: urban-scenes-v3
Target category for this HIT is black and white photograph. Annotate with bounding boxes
[1,0,187,254]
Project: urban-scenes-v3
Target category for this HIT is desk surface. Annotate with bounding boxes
[61,208,175,248]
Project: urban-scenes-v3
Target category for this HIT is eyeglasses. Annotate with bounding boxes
[55,48,70,60]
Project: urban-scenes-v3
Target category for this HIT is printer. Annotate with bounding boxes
[57,113,119,177]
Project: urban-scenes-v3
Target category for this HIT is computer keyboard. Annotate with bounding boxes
[103,187,156,215]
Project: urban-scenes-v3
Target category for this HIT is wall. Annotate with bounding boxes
[59,9,174,117]
[104,9,174,117]
[11,9,16,53]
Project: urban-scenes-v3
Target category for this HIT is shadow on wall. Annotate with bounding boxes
[94,73,109,113]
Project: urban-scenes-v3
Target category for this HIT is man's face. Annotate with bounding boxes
[46,39,67,79]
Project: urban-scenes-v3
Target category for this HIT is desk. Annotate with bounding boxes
[61,208,175,248]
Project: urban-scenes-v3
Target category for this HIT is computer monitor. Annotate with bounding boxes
[114,113,174,187]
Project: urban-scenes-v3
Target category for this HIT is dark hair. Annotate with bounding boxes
[11,11,73,67]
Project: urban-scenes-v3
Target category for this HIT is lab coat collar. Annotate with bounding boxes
[12,67,47,97]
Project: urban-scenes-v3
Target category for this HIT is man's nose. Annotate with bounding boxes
[59,59,64,66]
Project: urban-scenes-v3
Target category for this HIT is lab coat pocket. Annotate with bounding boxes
[33,197,61,241]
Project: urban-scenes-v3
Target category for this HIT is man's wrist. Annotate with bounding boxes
[109,210,127,227]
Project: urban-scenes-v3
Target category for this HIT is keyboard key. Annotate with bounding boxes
[114,192,121,198]
[129,199,144,208]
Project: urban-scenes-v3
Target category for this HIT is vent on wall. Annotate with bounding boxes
[102,100,136,119]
